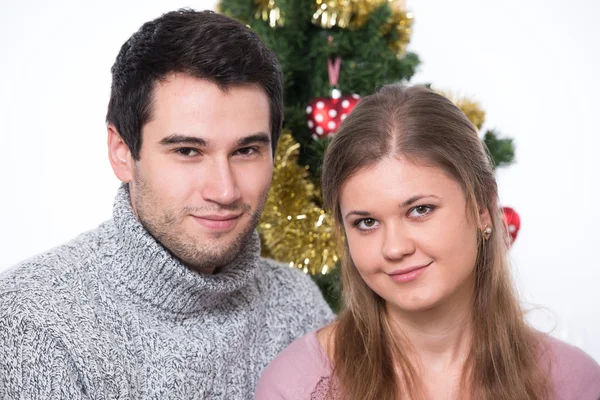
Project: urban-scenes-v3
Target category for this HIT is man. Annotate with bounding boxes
[0,9,333,399]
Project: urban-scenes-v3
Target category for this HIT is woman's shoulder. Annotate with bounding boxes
[539,333,600,398]
[255,327,334,400]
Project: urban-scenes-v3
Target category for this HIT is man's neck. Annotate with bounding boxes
[188,264,216,274]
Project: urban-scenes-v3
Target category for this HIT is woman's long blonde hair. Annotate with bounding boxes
[321,85,551,399]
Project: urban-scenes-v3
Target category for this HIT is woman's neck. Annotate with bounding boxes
[386,283,474,373]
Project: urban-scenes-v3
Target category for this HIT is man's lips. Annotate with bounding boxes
[192,213,242,231]
[195,213,242,221]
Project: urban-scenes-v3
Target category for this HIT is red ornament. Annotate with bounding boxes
[306,93,360,139]
[500,206,521,246]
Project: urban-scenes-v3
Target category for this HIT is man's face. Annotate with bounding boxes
[126,74,273,273]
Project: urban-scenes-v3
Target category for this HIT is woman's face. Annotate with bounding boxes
[339,156,489,314]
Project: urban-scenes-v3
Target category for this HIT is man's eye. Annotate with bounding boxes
[236,147,258,156]
[176,148,199,157]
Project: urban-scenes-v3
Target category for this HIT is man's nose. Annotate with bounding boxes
[200,158,241,206]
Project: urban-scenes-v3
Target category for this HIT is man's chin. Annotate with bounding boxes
[178,230,253,271]
[180,249,239,273]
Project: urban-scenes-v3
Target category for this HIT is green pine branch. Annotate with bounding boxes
[484,129,516,169]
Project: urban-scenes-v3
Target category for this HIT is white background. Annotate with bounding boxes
[1,0,598,362]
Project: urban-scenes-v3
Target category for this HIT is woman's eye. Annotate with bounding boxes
[176,148,199,157]
[409,205,435,218]
[356,218,379,231]
[415,206,429,214]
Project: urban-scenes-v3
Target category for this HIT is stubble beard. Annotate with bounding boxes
[131,168,268,272]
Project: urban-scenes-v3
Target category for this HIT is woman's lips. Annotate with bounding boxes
[388,262,432,283]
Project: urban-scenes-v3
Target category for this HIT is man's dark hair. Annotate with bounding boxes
[106,9,284,160]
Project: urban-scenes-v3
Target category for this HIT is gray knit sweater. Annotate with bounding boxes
[0,185,333,399]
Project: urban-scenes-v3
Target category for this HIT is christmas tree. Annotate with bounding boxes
[219,0,516,312]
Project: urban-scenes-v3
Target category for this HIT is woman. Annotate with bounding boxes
[255,85,600,399]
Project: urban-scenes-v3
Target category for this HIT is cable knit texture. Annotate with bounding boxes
[0,185,333,399]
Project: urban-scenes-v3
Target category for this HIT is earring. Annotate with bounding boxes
[482,224,492,240]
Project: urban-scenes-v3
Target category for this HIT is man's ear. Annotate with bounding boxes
[107,124,134,183]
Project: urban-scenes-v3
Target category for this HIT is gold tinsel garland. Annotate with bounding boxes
[253,0,413,57]
[312,0,391,28]
[312,0,409,29]
[258,131,339,275]
[254,0,285,27]
[312,0,356,29]
[440,91,487,130]
[380,8,413,57]
[311,0,413,57]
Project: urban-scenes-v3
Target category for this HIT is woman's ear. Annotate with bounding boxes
[478,206,492,230]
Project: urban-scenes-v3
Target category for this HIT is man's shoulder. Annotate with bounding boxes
[0,222,113,319]
[255,257,334,323]
[256,258,331,303]
[258,258,315,287]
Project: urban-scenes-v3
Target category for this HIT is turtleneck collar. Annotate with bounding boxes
[108,184,261,315]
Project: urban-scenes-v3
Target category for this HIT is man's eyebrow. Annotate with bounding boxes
[159,134,207,147]
[237,132,271,147]
[158,133,271,148]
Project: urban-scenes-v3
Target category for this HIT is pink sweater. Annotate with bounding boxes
[256,330,600,399]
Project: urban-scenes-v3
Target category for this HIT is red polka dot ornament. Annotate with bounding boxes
[305,43,360,139]
[306,89,360,139]
[500,206,521,246]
